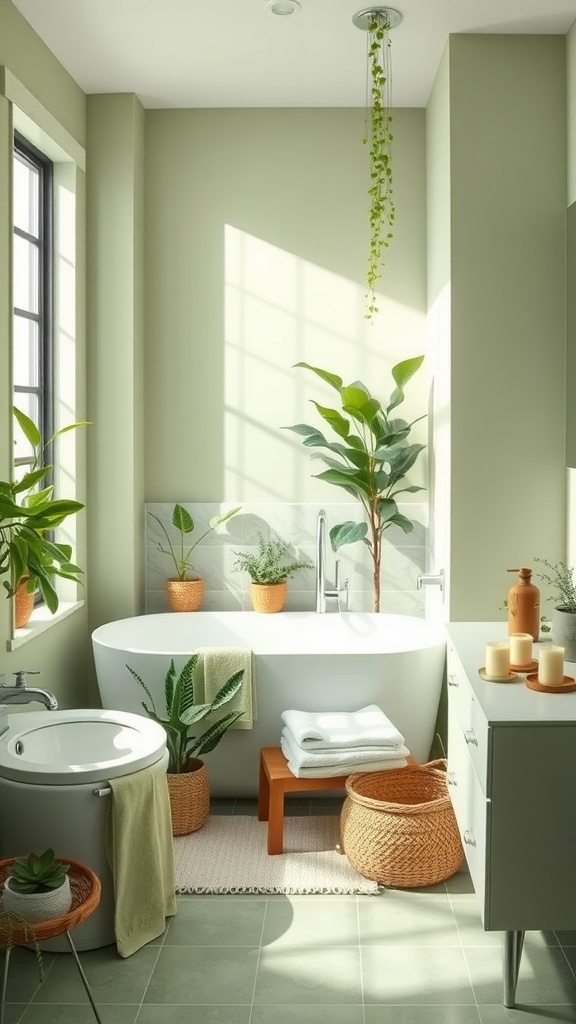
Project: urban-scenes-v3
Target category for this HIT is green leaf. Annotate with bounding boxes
[208,506,241,530]
[392,355,424,389]
[293,362,343,391]
[13,406,41,448]
[310,402,350,439]
[384,513,415,534]
[329,521,368,551]
[172,503,194,535]
[314,468,372,497]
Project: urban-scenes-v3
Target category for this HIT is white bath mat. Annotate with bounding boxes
[173,814,378,895]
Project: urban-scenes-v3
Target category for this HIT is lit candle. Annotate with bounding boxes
[485,642,511,677]
[537,645,565,686]
[509,633,533,667]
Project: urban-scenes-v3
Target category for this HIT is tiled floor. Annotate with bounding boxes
[4,799,576,1023]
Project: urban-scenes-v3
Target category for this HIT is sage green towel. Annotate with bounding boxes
[196,647,256,729]
[106,748,177,957]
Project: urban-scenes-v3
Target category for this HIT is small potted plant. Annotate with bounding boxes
[232,532,312,613]
[126,655,244,835]
[2,848,71,924]
[149,503,241,612]
[534,557,576,661]
[1,408,87,627]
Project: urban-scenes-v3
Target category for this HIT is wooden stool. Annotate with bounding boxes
[258,746,349,855]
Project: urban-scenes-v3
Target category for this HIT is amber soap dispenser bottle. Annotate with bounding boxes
[507,567,540,641]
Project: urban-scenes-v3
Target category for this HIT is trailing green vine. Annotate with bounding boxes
[363,11,395,320]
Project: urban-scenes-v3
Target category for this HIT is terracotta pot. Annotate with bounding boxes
[14,577,35,628]
[165,578,205,612]
[250,581,287,613]
[166,758,209,836]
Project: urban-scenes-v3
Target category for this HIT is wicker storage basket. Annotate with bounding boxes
[340,759,464,888]
[167,759,209,836]
[250,582,287,613]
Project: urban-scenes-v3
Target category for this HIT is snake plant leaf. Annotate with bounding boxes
[293,362,343,391]
[178,656,199,716]
[172,504,194,535]
[310,402,350,439]
[330,521,368,551]
[189,711,245,757]
[164,659,177,716]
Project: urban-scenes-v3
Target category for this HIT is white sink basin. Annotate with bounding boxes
[0,708,167,785]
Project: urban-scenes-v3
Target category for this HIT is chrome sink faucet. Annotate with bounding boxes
[315,509,349,613]
[0,671,58,710]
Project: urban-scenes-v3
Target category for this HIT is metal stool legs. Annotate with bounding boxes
[1,935,102,1024]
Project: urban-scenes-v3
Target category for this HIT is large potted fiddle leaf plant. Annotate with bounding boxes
[0,408,86,627]
[286,356,426,612]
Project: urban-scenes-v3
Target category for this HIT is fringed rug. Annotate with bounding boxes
[173,815,379,895]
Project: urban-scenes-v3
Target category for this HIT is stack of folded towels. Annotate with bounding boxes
[280,704,409,778]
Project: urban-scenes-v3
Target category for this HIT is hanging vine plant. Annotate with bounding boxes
[354,7,402,320]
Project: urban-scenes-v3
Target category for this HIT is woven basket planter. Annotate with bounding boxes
[250,581,287,613]
[167,759,210,836]
[165,578,205,612]
[340,759,464,888]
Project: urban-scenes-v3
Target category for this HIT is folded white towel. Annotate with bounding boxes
[280,734,407,778]
[281,704,405,750]
[281,727,409,769]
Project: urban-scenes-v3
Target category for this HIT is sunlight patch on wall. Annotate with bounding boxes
[224,224,428,503]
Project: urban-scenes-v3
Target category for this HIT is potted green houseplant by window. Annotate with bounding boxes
[2,848,71,924]
[285,356,426,612]
[232,532,312,613]
[0,408,86,627]
[534,557,576,661]
[149,503,241,612]
[126,655,244,835]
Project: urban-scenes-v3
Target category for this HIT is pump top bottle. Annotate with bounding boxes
[507,567,540,641]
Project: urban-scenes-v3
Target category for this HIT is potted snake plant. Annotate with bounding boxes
[126,655,244,835]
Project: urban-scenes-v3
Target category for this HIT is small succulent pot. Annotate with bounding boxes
[3,875,72,924]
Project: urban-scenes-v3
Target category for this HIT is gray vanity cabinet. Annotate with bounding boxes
[446,622,576,1006]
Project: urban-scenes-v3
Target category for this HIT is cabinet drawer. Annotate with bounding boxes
[447,645,489,793]
[447,708,488,913]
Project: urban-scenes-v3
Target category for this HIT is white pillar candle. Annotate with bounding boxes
[509,633,533,666]
[485,642,511,677]
[537,645,565,686]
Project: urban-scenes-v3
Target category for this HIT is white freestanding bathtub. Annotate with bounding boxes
[92,612,447,797]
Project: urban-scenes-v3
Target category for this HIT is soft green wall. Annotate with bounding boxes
[0,0,90,707]
[86,94,145,635]
[143,108,429,504]
[568,20,576,206]
[430,35,567,620]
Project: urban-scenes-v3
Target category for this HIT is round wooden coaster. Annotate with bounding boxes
[525,674,576,694]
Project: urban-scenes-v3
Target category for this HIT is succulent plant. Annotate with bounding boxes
[8,848,70,894]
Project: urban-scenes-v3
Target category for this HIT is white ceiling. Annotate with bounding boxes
[11,0,576,108]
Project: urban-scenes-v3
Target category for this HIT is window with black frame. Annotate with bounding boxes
[12,133,53,485]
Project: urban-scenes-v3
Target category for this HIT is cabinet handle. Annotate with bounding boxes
[447,772,457,786]
[463,829,476,847]
[447,674,459,687]
[464,729,478,747]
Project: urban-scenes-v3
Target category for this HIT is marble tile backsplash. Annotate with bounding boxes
[145,502,428,615]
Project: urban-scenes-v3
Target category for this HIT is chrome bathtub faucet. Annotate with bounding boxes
[0,670,58,710]
[315,509,349,613]
[416,570,445,592]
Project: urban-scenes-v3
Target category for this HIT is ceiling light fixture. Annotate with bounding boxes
[266,0,301,15]
[352,6,403,31]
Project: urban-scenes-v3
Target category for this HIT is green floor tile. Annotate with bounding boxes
[136,1007,251,1023]
[478,1006,576,1023]
[166,896,266,946]
[251,1006,364,1023]
[358,891,459,946]
[464,945,576,1006]
[143,945,259,1005]
[364,1008,482,1024]
[262,896,359,949]
[19,1005,138,1023]
[362,945,476,1005]
[29,945,159,1005]
[1,948,52,1003]
[254,945,362,1005]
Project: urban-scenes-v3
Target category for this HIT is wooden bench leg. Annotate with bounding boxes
[267,780,285,855]
[258,752,270,822]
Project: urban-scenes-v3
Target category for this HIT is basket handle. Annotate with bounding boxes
[425,758,447,772]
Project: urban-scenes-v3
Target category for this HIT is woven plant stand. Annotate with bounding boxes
[167,759,210,836]
[0,858,102,1024]
[340,759,464,888]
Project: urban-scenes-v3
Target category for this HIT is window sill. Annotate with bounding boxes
[7,600,85,652]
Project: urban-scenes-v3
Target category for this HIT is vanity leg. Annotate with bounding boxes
[503,930,525,1008]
